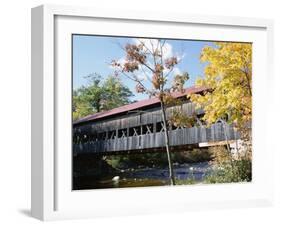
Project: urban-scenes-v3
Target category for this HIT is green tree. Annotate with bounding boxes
[78,74,104,113]
[101,75,133,111]
[73,90,94,121]
[73,74,134,121]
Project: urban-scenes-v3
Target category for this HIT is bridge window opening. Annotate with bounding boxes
[217,115,228,123]
[196,114,207,126]
[129,126,141,136]
[156,122,165,133]
[87,134,93,142]
[86,134,92,142]
[108,130,116,139]
[97,132,107,140]
[81,134,88,143]
[90,133,98,141]
[118,129,127,138]
[142,124,153,134]
[171,125,179,130]
[128,127,135,136]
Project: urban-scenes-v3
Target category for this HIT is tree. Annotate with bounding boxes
[190,42,252,127]
[101,75,133,111]
[73,90,94,121]
[190,42,252,158]
[77,74,104,113]
[111,39,189,185]
[73,74,134,120]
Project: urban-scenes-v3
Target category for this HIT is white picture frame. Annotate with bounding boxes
[31,4,274,221]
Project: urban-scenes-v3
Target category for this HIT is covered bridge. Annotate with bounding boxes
[73,86,239,155]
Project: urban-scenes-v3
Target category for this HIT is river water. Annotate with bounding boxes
[92,161,212,189]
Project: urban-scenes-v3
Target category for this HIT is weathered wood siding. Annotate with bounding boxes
[73,123,239,154]
[73,102,202,135]
[73,100,240,154]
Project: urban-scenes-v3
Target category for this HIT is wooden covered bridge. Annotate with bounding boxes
[73,86,239,155]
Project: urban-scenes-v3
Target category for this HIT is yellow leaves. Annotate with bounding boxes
[191,42,252,126]
[195,78,204,87]
[201,43,252,72]
[204,65,218,77]
[200,46,214,62]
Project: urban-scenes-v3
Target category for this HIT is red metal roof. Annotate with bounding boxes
[74,86,206,125]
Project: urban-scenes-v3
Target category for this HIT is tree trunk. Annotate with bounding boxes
[160,100,176,185]
[221,119,235,176]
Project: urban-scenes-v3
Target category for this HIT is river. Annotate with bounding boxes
[89,161,212,189]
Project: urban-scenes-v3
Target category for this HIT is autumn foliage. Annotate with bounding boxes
[190,42,252,128]
[111,40,189,98]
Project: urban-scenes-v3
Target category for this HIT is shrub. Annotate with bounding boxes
[205,146,252,184]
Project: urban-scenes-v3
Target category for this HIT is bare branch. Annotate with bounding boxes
[140,65,153,83]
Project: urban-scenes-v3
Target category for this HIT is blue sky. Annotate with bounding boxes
[73,35,215,101]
